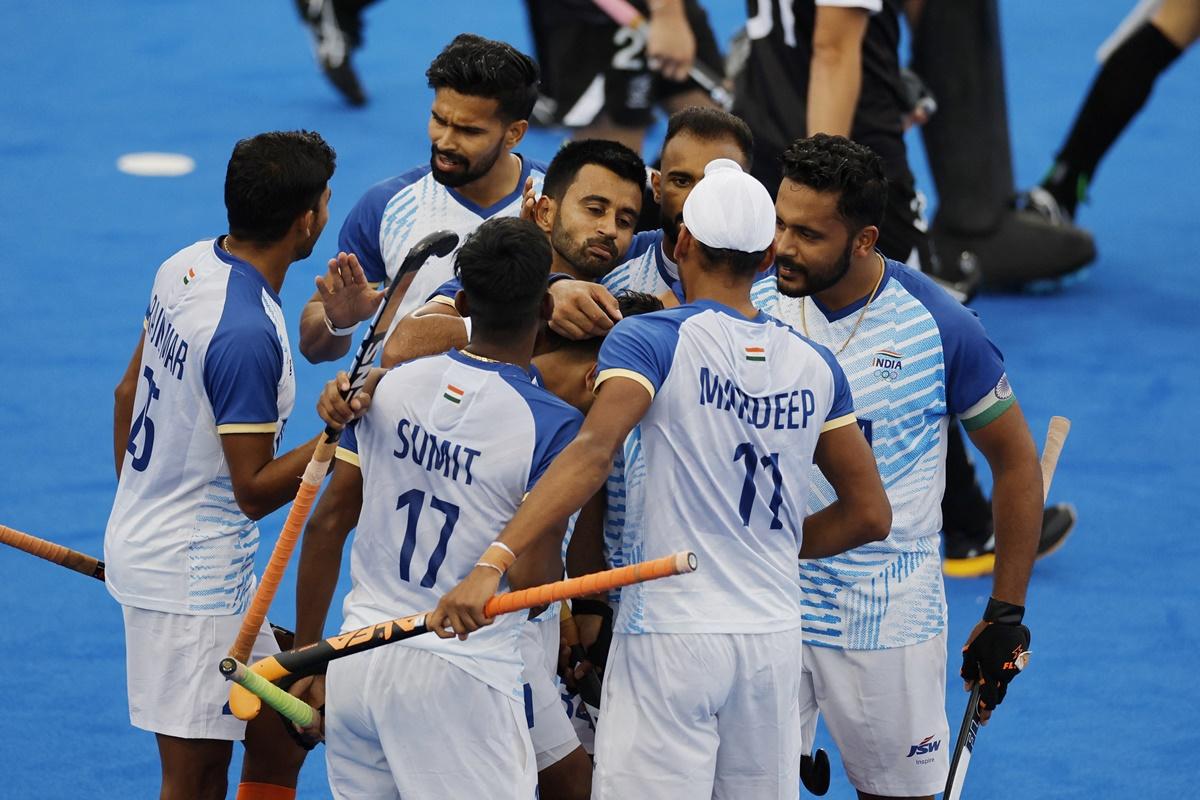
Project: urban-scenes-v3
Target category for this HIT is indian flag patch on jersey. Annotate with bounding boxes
[443,384,465,404]
[744,346,765,363]
[182,267,196,286]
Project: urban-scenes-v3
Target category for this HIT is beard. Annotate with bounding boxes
[550,219,619,280]
[775,241,854,298]
[429,140,504,188]
[659,207,683,256]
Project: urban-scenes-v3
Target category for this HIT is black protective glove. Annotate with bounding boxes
[571,598,614,671]
[960,597,1031,711]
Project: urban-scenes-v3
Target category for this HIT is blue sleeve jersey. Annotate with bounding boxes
[336,156,547,323]
[766,259,1013,650]
[595,300,855,636]
[104,239,295,616]
[335,350,581,699]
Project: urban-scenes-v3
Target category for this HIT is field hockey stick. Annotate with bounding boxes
[943,415,1070,799]
[0,524,105,580]
[0,524,299,647]
[589,0,734,111]
[226,229,459,667]
[224,551,697,723]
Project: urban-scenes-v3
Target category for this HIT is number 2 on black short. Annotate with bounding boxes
[734,442,784,529]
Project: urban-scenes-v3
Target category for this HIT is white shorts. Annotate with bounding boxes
[325,645,536,800]
[121,605,279,741]
[800,631,950,797]
[519,617,581,771]
[593,629,802,800]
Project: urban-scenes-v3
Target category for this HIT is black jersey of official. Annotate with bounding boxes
[735,0,908,159]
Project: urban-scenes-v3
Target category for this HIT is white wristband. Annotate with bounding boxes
[324,315,360,337]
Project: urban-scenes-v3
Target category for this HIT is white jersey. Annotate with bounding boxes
[338,155,547,322]
[599,229,678,298]
[105,239,295,615]
[752,260,1013,649]
[595,300,856,634]
[336,350,582,698]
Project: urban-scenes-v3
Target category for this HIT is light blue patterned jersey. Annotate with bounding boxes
[598,230,676,599]
[338,156,547,321]
[599,229,677,298]
[756,259,1012,649]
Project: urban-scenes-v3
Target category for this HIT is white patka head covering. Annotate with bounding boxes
[681,158,776,253]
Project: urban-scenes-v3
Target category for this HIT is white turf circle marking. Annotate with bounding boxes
[117,152,195,177]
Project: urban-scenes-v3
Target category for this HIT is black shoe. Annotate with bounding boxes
[295,0,367,107]
[931,209,1095,291]
[943,503,1077,578]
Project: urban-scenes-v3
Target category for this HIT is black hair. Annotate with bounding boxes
[224,130,335,244]
[664,107,754,167]
[780,134,887,231]
[542,139,647,202]
[543,291,664,353]
[426,34,539,123]
[454,217,551,333]
[695,241,769,277]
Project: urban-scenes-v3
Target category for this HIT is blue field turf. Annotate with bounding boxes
[1,2,1196,797]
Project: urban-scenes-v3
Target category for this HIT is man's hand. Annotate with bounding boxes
[428,565,502,640]
[549,280,622,339]
[646,1,696,82]
[960,607,1031,724]
[285,674,326,748]
[316,252,385,328]
[316,370,378,430]
[520,175,538,222]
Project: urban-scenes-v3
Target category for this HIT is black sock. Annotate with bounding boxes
[1042,21,1182,214]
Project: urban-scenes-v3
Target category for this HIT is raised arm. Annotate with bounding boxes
[381,300,468,368]
[298,252,385,363]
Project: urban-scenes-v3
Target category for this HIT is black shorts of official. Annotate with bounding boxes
[543,0,724,129]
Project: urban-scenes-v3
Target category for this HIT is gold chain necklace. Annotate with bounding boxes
[801,253,886,355]
[459,348,501,364]
[221,235,234,255]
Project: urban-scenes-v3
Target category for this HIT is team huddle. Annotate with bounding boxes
[104,34,1043,800]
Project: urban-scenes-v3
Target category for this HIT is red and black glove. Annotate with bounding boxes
[961,597,1031,711]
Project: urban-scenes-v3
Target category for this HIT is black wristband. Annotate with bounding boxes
[572,598,613,619]
[983,597,1025,625]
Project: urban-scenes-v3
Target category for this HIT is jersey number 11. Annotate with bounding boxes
[734,442,784,530]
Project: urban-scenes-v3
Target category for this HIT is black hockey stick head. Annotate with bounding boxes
[800,749,831,795]
[395,229,459,281]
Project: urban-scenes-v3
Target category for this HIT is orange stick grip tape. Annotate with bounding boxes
[227,439,336,661]
[484,551,696,618]
[0,524,100,578]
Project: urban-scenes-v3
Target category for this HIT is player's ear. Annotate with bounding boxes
[534,196,556,235]
[650,168,662,205]
[505,119,529,149]
[854,225,880,257]
[453,289,470,319]
[539,290,554,322]
[757,240,776,273]
[675,224,693,263]
[584,361,598,394]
